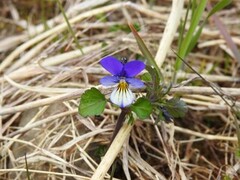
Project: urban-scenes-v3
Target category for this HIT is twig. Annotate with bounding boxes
[170,86,240,97]
[144,120,237,141]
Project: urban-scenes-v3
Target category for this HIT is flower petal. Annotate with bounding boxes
[126,77,145,88]
[110,81,135,108]
[100,56,123,75]
[123,60,145,77]
[100,76,119,86]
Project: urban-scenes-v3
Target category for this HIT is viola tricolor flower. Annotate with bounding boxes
[100,56,145,108]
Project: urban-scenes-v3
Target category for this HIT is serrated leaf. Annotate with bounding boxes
[165,98,187,118]
[131,97,152,119]
[79,87,106,117]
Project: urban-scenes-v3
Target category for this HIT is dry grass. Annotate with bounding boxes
[1,0,240,179]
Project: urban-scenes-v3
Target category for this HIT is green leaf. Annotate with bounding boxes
[131,97,152,119]
[144,65,164,101]
[79,87,106,117]
[165,98,187,118]
[128,23,164,81]
[185,25,204,55]
[141,72,152,82]
[145,65,160,85]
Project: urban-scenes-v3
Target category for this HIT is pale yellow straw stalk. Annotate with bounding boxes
[91,121,133,180]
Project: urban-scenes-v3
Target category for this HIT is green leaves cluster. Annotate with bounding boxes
[143,69,187,122]
[129,23,187,123]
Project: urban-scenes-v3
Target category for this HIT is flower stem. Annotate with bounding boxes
[110,108,129,144]
[91,121,133,180]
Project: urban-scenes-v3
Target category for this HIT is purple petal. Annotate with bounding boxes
[100,76,119,86]
[100,56,123,75]
[126,78,145,88]
[123,60,145,77]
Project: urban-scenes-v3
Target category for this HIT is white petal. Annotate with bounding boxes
[110,87,135,108]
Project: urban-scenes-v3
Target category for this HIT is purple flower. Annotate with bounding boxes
[100,56,145,108]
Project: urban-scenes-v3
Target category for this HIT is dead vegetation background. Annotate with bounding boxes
[0,0,240,179]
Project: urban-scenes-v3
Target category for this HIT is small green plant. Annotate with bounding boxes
[78,24,187,141]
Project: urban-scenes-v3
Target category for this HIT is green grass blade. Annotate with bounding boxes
[175,0,207,70]
[25,154,31,180]
[186,0,232,57]
[207,0,232,18]
[56,0,84,54]
[185,25,203,56]
[128,23,163,81]
[191,0,197,19]
[178,2,190,51]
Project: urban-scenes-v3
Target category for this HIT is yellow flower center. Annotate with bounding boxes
[117,79,128,91]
